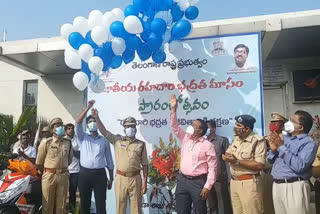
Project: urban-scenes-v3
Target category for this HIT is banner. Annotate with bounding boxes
[88,32,263,213]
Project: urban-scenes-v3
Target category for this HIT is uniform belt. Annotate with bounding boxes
[116,170,140,177]
[232,174,260,181]
[273,177,305,184]
[181,173,207,180]
[45,168,68,174]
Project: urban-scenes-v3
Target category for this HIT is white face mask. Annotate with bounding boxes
[284,121,295,133]
[186,126,194,135]
[125,127,136,137]
[88,122,97,132]
[205,129,211,137]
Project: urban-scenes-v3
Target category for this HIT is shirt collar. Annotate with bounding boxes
[236,132,255,143]
[291,133,308,140]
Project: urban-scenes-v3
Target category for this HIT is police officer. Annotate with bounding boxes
[36,117,73,214]
[263,112,288,214]
[222,115,266,214]
[91,107,148,214]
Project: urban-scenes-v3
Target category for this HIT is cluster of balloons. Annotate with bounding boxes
[61,0,200,92]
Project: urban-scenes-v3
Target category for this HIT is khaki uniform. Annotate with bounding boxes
[36,136,73,214]
[104,132,148,214]
[226,132,266,214]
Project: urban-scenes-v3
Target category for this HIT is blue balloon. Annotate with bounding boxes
[137,43,152,61]
[101,42,114,67]
[122,49,135,64]
[69,32,85,50]
[151,18,167,35]
[133,0,149,12]
[152,50,166,64]
[102,65,110,72]
[171,4,184,22]
[111,56,123,69]
[171,20,192,40]
[126,35,142,51]
[147,33,163,51]
[110,21,126,38]
[94,47,104,58]
[166,0,174,9]
[85,31,98,48]
[141,21,152,42]
[81,61,91,81]
[150,0,168,11]
[185,6,199,20]
[124,5,139,17]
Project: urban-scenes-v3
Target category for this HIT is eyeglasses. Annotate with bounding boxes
[290,119,302,126]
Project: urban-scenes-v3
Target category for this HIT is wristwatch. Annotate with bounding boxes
[235,160,240,166]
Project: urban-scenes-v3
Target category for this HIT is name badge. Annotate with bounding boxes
[121,144,127,148]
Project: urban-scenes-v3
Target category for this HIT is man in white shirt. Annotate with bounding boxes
[65,123,80,213]
[13,130,36,163]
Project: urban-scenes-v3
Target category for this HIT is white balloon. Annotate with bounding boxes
[102,11,117,28]
[88,56,104,74]
[111,8,124,21]
[111,38,126,55]
[64,51,81,69]
[64,46,78,58]
[123,16,143,34]
[73,72,89,91]
[188,0,200,6]
[91,26,108,45]
[178,1,190,11]
[88,10,103,28]
[73,16,90,37]
[60,23,74,40]
[78,44,94,62]
[90,79,105,93]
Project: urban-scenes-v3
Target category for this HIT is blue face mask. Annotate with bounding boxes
[55,126,65,136]
[88,122,98,132]
[125,127,136,137]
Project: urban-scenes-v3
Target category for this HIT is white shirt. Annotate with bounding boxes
[13,145,36,160]
[68,137,80,174]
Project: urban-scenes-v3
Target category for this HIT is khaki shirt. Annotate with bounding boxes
[312,146,320,167]
[226,132,266,177]
[36,136,73,169]
[103,132,148,173]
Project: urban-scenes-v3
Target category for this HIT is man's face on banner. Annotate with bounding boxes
[234,47,248,65]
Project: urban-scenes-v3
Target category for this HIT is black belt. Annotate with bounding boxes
[273,177,306,184]
[181,173,207,180]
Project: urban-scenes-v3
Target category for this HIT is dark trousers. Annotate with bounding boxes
[79,167,107,214]
[175,174,207,214]
[69,172,79,208]
[207,180,233,214]
[315,180,320,214]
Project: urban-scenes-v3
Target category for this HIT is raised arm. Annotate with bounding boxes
[75,100,95,140]
[91,108,120,145]
[170,94,186,142]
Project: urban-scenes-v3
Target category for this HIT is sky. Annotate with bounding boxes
[0,0,319,41]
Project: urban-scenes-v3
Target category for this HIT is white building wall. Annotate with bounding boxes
[0,61,86,124]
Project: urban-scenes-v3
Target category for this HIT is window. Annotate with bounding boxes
[23,80,38,128]
[293,70,320,102]
[23,80,38,110]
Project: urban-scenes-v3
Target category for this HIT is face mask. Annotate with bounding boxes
[186,126,194,135]
[125,127,136,137]
[55,126,65,136]
[205,129,211,137]
[284,121,295,133]
[269,123,281,132]
[88,122,98,132]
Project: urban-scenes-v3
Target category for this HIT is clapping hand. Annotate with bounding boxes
[91,108,99,119]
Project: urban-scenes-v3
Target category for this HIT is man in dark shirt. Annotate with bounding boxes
[206,120,233,214]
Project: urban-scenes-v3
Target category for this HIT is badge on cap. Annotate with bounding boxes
[238,117,243,123]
